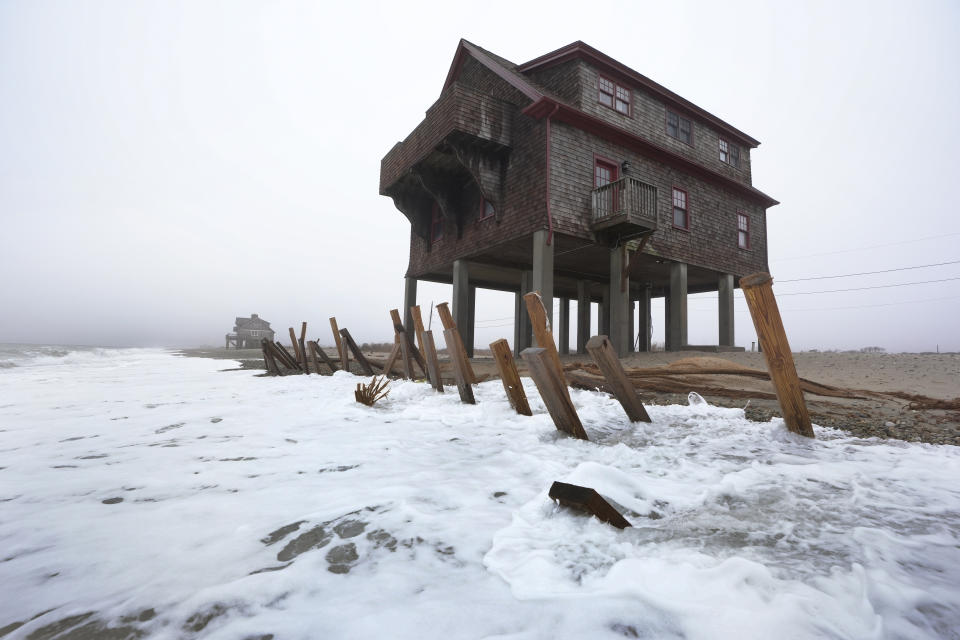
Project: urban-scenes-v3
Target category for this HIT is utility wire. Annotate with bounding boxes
[773,231,960,262]
[777,259,960,282]
[776,276,960,296]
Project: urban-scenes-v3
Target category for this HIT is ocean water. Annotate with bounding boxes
[1,345,959,639]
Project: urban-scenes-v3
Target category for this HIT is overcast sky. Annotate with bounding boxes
[1,0,958,352]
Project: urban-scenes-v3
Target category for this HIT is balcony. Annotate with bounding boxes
[590,176,658,243]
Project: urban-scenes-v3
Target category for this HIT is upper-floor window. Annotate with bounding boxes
[672,187,689,229]
[720,139,740,167]
[478,197,495,220]
[737,212,750,249]
[430,204,444,242]
[598,77,630,115]
[666,110,692,144]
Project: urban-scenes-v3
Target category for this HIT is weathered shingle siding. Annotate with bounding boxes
[524,60,584,107]
[405,56,547,278]
[573,63,753,185]
[550,122,768,277]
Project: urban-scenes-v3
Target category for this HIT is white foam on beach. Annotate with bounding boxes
[1,348,958,639]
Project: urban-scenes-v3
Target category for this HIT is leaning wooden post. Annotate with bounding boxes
[398,330,414,379]
[329,317,345,368]
[299,322,309,373]
[390,309,427,375]
[740,272,815,438]
[306,340,323,375]
[311,341,339,373]
[521,347,588,440]
[523,292,568,399]
[339,328,374,376]
[490,339,532,416]
[443,327,475,404]
[288,327,302,364]
[271,341,301,371]
[410,305,427,362]
[586,335,651,422]
[381,335,401,378]
[422,330,444,392]
[436,302,476,383]
[261,339,281,375]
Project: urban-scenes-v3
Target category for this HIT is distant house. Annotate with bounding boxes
[226,314,275,349]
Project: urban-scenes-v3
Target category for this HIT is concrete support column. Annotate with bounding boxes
[608,245,631,356]
[637,285,652,352]
[718,273,735,347]
[531,229,554,345]
[599,285,611,338]
[403,277,417,334]
[515,270,533,355]
[465,284,476,357]
[664,294,671,351]
[668,262,688,350]
[628,300,636,353]
[452,260,473,355]
[576,280,590,354]
[558,298,570,355]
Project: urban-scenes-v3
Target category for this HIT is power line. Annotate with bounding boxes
[773,231,960,262]
[778,276,960,296]
[777,259,960,282]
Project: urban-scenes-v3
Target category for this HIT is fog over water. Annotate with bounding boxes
[1,1,958,352]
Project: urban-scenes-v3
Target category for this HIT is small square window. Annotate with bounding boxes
[599,76,630,116]
[720,138,740,167]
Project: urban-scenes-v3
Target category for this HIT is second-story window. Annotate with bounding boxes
[478,197,495,220]
[430,204,444,242]
[598,77,630,115]
[737,212,750,249]
[720,139,740,167]
[666,110,692,144]
[672,187,689,229]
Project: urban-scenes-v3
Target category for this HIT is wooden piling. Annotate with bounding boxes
[548,481,632,529]
[422,330,444,392]
[272,341,301,371]
[339,328,374,376]
[443,327,475,404]
[521,347,588,440]
[586,335,651,422]
[410,305,427,362]
[307,340,323,375]
[523,292,568,397]
[436,302,476,383]
[261,339,281,375]
[329,317,345,369]
[490,339,531,416]
[382,336,401,378]
[390,309,427,375]
[740,272,815,438]
[299,322,309,373]
[398,329,414,379]
[288,327,302,364]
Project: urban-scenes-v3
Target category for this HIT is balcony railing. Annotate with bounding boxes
[591,176,658,225]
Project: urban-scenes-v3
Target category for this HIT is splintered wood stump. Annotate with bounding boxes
[422,330,444,392]
[329,317,346,369]
[339,328,374,376]
[410,305,427,362]
[390,309,427,375]
[382,336,401,378]
[436,302,476,383]
[261,339,281,375]
[548,481,632,529]
[288,327,302,364]
[443,327,475,404]
[523,292,568,399]
[740,272,815,438]
[586,335,651,422]
[521,347,588,440]
[490,339,531,416]
[311,341,338,373]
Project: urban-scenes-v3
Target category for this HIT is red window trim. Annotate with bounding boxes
[597,75,631,117]
[671,186,690,231]
[737,211,751,249]
[593,153,620,186]
[665,109,694,146]
[477,196,495,221]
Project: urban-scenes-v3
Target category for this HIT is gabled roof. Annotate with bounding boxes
[441,39,776,208]
[517,40,760,148]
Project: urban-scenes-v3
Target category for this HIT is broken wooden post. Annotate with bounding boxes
[490,339,532,416]
[548,481,632,529]
[410,305,427,362]
[299,322,309,373]
[523,292,568,398]
[443,327,475,404]
[272,341,301,371]
[307,340,323,375]
[288,327,303,365]
[390,309,427,375]
[261,339,281,375]
[339,328,374,376]
[311,341,339,373]
[422,330,444,392]
[381,335,401,378]
[329,317,346,369]
[398,330,414,379]
[586,335,651,423]
[740,272,815,438]
[521,347,588,440]
[436,302,476,383]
